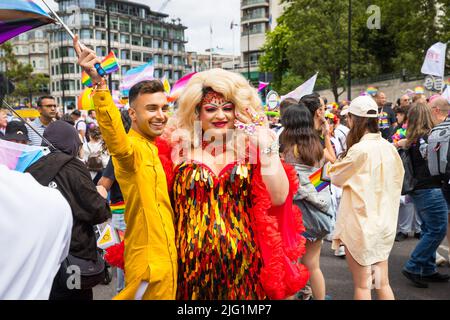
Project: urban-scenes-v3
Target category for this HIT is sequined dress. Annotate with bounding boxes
[173,161,266,300]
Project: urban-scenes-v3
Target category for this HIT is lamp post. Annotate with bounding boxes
[106,1,112,92]
[247,22,250,82]
[60,26,66,113]
[347,0,352,101]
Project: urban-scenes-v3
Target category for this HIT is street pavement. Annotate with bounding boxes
[94,236,450,300]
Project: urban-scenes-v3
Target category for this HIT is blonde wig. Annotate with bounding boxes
[175,68,262,146]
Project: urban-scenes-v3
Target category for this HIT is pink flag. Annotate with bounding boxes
[258,82,269,92]
[168,72,197,102]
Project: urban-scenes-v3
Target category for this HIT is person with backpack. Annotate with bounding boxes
[397,103,449,288]
[25,120,111,300]
[428,97,450,266]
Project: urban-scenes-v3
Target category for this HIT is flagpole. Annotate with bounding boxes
[1,99,56,149]
[209,23,213,70]
[41,0,106,77]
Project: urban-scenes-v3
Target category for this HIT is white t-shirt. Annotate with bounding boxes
[0,165,72,300]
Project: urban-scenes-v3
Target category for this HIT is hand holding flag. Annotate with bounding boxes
[73,35,105,87]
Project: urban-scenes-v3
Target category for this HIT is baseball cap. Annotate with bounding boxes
[71,110,81,116]
[341,96,378,118]
[2,120,29,142]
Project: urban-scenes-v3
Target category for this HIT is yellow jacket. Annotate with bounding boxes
[93,89,177,300]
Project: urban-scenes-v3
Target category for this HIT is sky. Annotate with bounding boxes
[45,0,241,55]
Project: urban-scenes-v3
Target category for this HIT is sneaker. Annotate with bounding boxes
[436,252,447,266]
[334,245,346,258]
[421,272,450,282]
[414,232,422,239]
[395,232,408,242]
[402,269,429,288]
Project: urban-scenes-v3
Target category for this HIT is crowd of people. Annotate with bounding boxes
[0,36,449,300]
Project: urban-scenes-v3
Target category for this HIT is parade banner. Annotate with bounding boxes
[421,42,447,78]
[0,0,54,44]
[281,72,318,101]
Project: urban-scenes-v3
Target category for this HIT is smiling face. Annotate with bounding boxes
[199,90,235,137]
[128,91,169,141]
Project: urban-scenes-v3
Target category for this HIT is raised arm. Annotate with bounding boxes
[73,36,136,172]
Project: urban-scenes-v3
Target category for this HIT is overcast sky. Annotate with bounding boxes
[45,0,241,55]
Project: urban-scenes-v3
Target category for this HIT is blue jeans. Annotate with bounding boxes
[404,188,448,276]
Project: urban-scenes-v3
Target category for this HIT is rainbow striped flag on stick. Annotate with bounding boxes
[81,51,119,87]
[309,167,330,192]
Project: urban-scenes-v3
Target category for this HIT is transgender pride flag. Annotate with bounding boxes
[0,139,46,172]
[119,61,155,97]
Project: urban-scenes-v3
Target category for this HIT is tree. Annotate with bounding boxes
[260,0,449,101]
[0,42,49,103]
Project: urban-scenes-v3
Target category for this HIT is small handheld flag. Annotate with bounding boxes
[81,51,119,87]
[309,166,331,192]
[97,224,119,250]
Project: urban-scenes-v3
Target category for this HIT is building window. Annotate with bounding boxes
[56,81,60,91]
[132,52,141,62]
[80,29,93,40]
[164,55,172,65]
[120,34,130,44]
[153,54,161,64]
[61,63,75,74]
[51,66,54,75]
[131,21,140,34]
[112,48,119,57]
[61,80,76,91]
[60,47,75,58]
[96,31,106,41]
[52,82,55,92]
[121,50,130,60]
[153,26,162,37]
[112,81,120,90]
[121,65,130,75]
[119,18,129,32]
[96,46,107,57]
[163,41,171,50]
[154,69,161,78]
[153,39,161,49]
[55,65,59,75]
[132,36,141,46]
[164,70,172,80]
[143,37,152,48]
[143,53,152,63]
[80,13,92,26]
[111,33,118,42]
[32,60,36,68]
[173,43,179,52]
[174,71,181,81]
[95,15,105,28]
[110,17,119,30]
[143,24,152,36]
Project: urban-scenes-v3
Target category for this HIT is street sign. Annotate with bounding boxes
[266,90,280,110]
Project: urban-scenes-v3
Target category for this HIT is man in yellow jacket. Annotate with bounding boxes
[74,36,177,300]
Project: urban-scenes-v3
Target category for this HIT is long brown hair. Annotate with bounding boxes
[406,103,435,147]
[280,104,324,167]
[342,113,379,158]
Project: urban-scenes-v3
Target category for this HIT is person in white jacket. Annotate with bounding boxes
[0,165,72,300]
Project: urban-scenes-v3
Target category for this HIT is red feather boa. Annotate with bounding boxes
[105,138,310,299]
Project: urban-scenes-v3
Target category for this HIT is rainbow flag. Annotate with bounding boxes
[168,72,197,102]
[0,139,45,172]
[110,201,125,215]
[366,86,378,96]
[309,167,330,192]
[81,51,119,87]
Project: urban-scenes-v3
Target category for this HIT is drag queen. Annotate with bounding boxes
[165,69,309,299]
